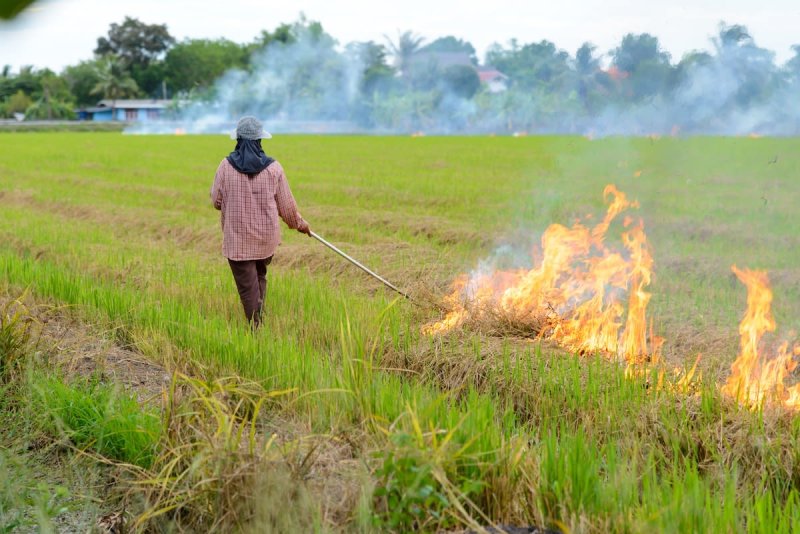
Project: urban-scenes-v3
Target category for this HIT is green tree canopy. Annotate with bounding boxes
[385,31,425,77]
[611,33,672,101]
[419,36,477,65]
[95,16,175,69]
[712,23,777,108]
[165,39,249,93]
[574,43,611,113]
[0,65,41,100]
[442,64,480,98]
[612,33,670,73]
[91,58,139,119]
[95,16,175,96]
[486,40,572,91]
[347,41,395,96]
[786,45,800,85]
[62,60,105,107]
[2,90,32,117]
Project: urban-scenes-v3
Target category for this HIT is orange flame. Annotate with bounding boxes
[423,185,658,364]
[424,187,800,412]
[721,266,800,410]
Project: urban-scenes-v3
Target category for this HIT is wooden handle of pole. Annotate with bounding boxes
[309,231,410,299]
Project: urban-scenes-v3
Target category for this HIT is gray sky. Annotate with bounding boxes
[1,0,798,72]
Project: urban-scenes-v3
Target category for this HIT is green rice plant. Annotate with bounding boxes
[746,488,800,534]
[537,430,602,522]
[31,374,160,468]
[0,292,35,384]
[373,432,453,531]
[372,405,487,532]
[129,373,304,532]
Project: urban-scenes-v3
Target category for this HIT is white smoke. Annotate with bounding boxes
[126,26,800,136]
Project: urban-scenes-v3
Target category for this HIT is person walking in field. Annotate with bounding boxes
[211,116,311,329]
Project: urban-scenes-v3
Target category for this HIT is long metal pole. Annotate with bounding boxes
[309,231,409,299]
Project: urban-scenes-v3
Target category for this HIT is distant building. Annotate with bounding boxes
[77,99,170,122]
[477,67,509,93]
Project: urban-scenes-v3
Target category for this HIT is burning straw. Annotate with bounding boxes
[424,185,800,412]
[423,185,662,366]
[722,267,800,410]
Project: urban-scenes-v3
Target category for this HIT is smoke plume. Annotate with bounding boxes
[126,23,800,136]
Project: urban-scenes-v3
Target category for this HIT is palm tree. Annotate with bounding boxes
[91,57,139,120]
[25,73,74,120]
[384,30,425,77]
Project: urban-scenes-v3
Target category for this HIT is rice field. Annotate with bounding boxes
[2,132,800,532]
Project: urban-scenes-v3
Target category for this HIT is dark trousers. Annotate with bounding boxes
[228,256,273,328]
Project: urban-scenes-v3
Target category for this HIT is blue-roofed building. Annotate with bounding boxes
[77,99,170,121]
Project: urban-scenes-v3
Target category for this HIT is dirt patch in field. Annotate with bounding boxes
[0,295,172,402]
[38,309,172,402]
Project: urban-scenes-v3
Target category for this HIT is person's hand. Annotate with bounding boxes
[297,219,311,236]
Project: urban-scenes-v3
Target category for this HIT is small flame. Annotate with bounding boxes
[424,185,658,364]
[721,266,800,410]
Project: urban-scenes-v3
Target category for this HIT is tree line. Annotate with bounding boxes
[2,16,800,133]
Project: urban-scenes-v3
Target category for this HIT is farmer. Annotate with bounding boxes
[211,116,311,329]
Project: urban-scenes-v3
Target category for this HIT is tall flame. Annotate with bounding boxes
[721,266,800,410]
[424,186,800,412]
[423,185,659,365]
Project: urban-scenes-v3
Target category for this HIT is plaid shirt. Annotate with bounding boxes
[210,159,305,260]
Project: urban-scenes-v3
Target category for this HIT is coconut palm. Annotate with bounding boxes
[384,30,425,77]
[91,57,139,120]
[26,74,75,120]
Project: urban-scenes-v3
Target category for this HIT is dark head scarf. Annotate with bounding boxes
[227,139,274,176]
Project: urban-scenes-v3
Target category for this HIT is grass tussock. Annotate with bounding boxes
[0,292,37,384]
[126,373,324,533]
[0,290,351,533]
[31,375,161,468]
